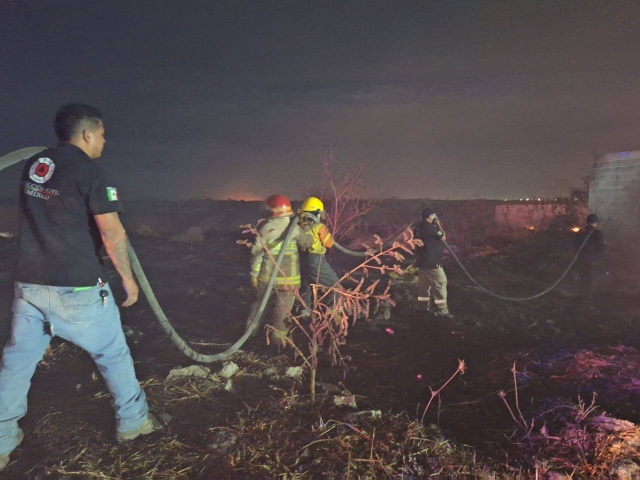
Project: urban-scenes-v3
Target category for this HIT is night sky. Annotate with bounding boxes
[1,1,639,201]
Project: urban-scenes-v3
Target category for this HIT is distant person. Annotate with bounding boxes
[298,197,342,314]
[247,194,313,345]
[574,213,605,296]
[411,207,455,320]
[0,103,160,471]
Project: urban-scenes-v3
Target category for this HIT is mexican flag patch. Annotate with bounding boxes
[106,187,119,201]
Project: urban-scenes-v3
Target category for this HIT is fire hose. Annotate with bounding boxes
[332,223,415,257]
[0,148,596,361]
[127,216,300,363]
[332,220,595,302]
[302,211,409,257]
[332,241,367,257]
[441,230,595,302]
[0,147,296,363]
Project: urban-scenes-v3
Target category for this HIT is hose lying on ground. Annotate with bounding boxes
[0,147,298,364]
[335,220,595,302]
[0,148,597,352]
[128,215,300,363]
[442,229,594,302]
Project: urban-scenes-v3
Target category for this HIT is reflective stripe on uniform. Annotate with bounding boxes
[262,240,301,285]
[417,296,431,302]
[274,275,301,286]
[268,240,298,253]
[434,299,447,304]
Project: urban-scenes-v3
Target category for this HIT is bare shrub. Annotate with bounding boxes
[242,223,421,401]
[307,151,378,242]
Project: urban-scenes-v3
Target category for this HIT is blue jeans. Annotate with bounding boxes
[0,282,149,455]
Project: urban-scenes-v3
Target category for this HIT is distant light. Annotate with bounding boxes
[527,226,536,231]
[385,327,395,335]
[504,199,508,201]
[571,227,580,233]
[416,374,423,380]
[526,197,530,201]
[520,198,523,201]
[537,198,541,201]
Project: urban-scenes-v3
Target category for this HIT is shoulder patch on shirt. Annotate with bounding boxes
[29,158,56,184]
[106,187,119,201]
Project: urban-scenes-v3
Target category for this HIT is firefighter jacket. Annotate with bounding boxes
[250,216,313,289]
[307,222,334,254]
[412,220,445,269]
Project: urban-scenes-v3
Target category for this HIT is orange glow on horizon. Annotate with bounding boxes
[218,189,263,201]
[223,194,263,201]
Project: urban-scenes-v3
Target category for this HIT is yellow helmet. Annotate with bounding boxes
[301,196,324,212]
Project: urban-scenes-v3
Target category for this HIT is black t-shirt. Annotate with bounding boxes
[412,220,445,269]
[15,143,123,286]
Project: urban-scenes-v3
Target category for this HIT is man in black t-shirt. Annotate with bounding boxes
[0,104,159,470]
[412,207,455,320]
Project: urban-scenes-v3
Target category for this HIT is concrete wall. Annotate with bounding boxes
[589,150,640,284]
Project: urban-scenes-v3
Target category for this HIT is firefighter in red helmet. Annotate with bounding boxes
[247,194,312,345]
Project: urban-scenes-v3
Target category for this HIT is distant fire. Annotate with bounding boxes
[571,227,580,233]
[527,226,536,231]
[222,193,263,201]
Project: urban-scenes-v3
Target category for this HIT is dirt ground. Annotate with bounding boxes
[0,214,639,479]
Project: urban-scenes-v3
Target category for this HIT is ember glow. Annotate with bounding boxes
[571,227,581,233]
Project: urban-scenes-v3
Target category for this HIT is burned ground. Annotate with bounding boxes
[0,207,639,478]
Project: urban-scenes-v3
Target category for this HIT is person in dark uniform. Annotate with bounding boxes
[0,103,160,470]
[574,213,605,296]
[412,207,455,320]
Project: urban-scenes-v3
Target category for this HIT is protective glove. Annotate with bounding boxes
[250,276,259,294]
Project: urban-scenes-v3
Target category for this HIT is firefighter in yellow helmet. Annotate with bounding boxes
[298,197,342,314]
[247,194,312,345]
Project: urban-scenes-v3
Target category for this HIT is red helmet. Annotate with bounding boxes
[265,194,293,217]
